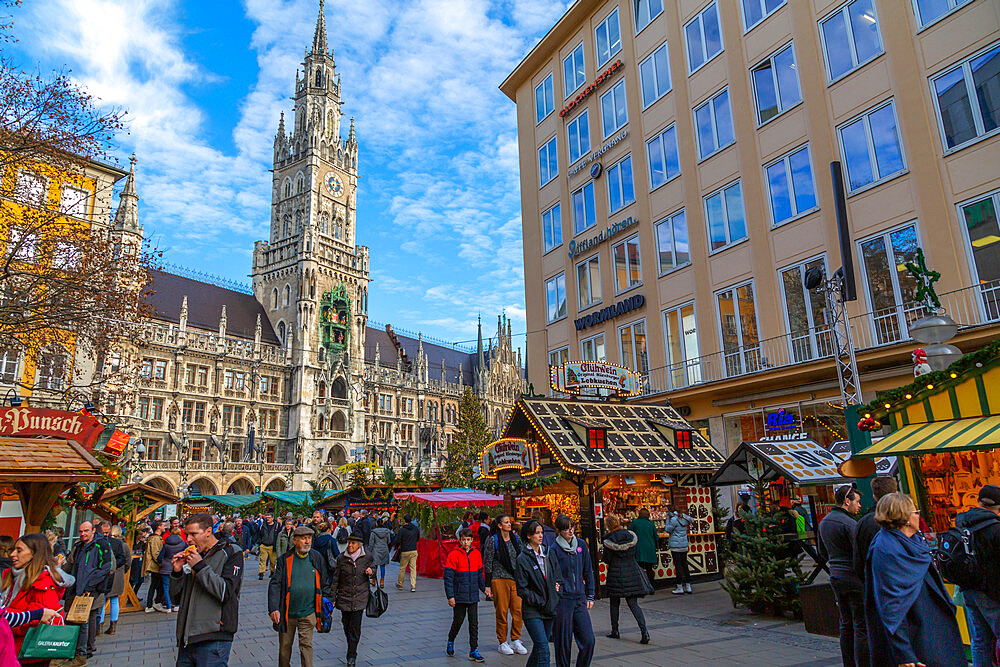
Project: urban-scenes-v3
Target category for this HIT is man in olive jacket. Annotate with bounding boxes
[629,509,660,587]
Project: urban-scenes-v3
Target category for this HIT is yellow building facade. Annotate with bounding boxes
[0,153,128,406]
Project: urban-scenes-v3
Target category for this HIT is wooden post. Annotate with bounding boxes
[14,482,69,534]
[101,495,171,614]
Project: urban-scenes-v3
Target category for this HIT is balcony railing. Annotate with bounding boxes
[850,279,1000,350]
[641,280,1000,396]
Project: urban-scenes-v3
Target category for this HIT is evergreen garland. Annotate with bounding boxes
[473,471,564,493]
[860,337,1000,418]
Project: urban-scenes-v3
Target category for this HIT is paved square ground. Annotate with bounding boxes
[90,556,839,666]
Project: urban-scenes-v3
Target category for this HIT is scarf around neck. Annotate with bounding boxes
[556,535,578,553]
[869,528,932,635]
[2,567,24,606]
[348,546,365,562]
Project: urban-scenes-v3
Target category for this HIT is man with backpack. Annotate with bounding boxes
[947,484,1000,666]
[64,520,114,665]
[818,485,867,667]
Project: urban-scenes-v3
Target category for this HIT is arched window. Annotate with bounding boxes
[270,288,278,310]
[281,179,291,198]
[318,414,325,432]
[318,381,326,399]
[277,321,286,346]
[326,111,334,137]
[295,174,305,194]
[332,377,347,398]
[332,411,346,431]
[282,215,290,237]
[315,67,322,86]
[283,284,291,307]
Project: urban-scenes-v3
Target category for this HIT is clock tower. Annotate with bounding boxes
[252,0,369,488]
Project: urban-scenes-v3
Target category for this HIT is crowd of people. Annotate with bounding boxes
[0,501,690,667]
[816,478,1000,667]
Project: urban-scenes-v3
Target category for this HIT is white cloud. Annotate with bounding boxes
[13,0,565,343]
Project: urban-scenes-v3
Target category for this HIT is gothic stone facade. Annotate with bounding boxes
[117,4,523,495]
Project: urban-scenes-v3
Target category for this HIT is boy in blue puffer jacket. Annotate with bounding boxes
[444,528,487,662]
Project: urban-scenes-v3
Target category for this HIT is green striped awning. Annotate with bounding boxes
[859,415,1000,457]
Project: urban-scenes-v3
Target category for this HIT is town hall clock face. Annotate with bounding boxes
[325,172,344,197]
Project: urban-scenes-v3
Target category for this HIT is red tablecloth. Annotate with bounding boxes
[417,537,460,579]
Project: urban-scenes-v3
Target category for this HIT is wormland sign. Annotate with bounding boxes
[568,128,628,177]
[568,215,637,259]
[574,294,645,330]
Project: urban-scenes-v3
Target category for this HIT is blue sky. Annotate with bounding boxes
[9,0,570,348]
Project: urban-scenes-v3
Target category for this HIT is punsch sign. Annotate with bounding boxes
[0,408,105,450]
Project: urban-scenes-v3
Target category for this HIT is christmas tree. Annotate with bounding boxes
[439,388,491,488]
[721,508,808,616]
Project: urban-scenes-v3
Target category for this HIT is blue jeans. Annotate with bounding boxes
[965,590,1000,667]
[98,596,120,623]
[379,564,386,580]
[176,639,232,666]
[163,575,173,608]
[523,616,553,667]
[553,598,594,667]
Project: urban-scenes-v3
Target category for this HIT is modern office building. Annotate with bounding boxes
[502,0,1000,456]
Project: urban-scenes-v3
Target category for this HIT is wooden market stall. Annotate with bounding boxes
[313,484,441,515]
[92,483,180,614]
[392,490,505,579]
[852,339,1000,535]
[494,397,725,591]
[848,339,1000,650]
[0,407,109,533]
[0,436,104,533]
[709,436,895,524]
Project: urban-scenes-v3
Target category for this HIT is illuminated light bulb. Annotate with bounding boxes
[926,384,934,390]
[905,394,912,400]
[884,403,891,409]
[950,373,958,379]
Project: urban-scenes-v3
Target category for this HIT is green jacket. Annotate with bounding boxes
[276,528,294,556]
[629,517,659,565]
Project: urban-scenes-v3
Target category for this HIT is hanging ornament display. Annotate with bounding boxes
[857,415,882,432]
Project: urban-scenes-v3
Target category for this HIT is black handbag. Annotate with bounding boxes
[365,584,388,618]
[637,564,655,596]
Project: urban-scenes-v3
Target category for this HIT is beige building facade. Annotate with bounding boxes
[503,0,1000,456]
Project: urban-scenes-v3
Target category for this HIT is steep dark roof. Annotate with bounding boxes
[365,325,477,386]
[503,398,725,474]
[144,269,279,344]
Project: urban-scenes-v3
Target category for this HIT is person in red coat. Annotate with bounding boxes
[0,533,70,658]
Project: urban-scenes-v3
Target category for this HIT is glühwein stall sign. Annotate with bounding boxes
[549,361,643,396]
[480,438,539,479]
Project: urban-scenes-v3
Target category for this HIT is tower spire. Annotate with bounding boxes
[113,154,140,232]
[311,0,328,55]
[477,315,484,368]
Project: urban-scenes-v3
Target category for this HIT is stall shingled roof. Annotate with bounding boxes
[709,439,849,487]
[503,398,725,474]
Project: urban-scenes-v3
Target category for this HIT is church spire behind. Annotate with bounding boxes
[312,0,328,55]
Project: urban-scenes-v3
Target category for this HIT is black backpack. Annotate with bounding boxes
[936,518,997,589]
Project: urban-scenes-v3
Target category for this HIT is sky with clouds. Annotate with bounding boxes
[8,0,570,349]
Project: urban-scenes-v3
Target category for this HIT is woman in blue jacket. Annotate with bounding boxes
[549,514,595,667]
[665,506,695,595]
